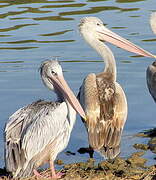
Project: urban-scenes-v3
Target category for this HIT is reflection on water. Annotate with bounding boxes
[40,30,73,36]
[41,3,86,8]
[0,0,142,50]
[33,16,74,21]
[0,24,38,32]
[142,38,156,42]
[0,61,24,63]
[1,39,75,44]
[0,0,156,168]
[0,46,38,50]
[116,0,145,3]
[59,6,120,16]
[88,0,108,2]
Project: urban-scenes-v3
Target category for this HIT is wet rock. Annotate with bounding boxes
[113,157,127,167]
[86,158,95,169]
[55,159,64,165]
[148,137,156,153]
[131,151,145,157]
[64,163,77,170]
[136,128,156,138]
[126,151,147,168]
[133,143,149,151]
[113,157,128,176]
[2,149,156,180]
[98,160,114,171]
[77,162,88,170]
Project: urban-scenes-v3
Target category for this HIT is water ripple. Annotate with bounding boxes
[0,39,75,44]
[116,0,145,3]
[0,23,38,32]
[40,30,73,36]
[33,16,74,21]
[41,3,86,8]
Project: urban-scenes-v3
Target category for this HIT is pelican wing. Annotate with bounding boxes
[5,101,40,173]
[98,82,127,159]
[5,100,68,174]
[22,102,68,161]
[78,74,127,159]
[78,73,100,125]
[146,63,156,102]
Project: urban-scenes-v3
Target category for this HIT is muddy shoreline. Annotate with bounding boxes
[1,129,156,180]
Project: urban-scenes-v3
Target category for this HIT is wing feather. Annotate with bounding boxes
[78,73,100,125]
[22,102,67,162]
[78,73,127,159]
[4,100,68,174]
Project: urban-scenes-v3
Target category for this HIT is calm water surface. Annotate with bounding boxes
[0,0,156,168]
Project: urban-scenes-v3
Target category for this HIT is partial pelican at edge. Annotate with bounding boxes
[147,12,156,102]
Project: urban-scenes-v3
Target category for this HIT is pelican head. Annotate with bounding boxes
[79,16,155,58]
[79,17,105,42]
[40,60,86,119]
[40,60,63,91]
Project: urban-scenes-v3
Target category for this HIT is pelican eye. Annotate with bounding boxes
[51,70,57,76]
[97,23,100,26]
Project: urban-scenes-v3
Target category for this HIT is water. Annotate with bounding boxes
[0,0,156,168]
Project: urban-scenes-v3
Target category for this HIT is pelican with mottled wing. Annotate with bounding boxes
[78,17,156,159]
[4,60,86,179]
[147,12,156,102]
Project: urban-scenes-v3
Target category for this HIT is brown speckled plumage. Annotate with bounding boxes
[79,71,127,159]
[78,17,129,159]
[79,16,155,159]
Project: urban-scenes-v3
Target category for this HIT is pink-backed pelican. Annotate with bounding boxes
[78,17,155,159]
[4,60,86,179]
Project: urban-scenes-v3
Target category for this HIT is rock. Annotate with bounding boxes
[98,160,114,170]
[133,143,149,151]
[148,137,156,153]
[126,152,147,168]
[55,159,64,165]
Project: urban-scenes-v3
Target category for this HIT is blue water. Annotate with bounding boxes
[0,0,156,168]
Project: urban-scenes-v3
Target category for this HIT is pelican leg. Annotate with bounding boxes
[50,160,64,179]
[88,146,94,158]
[33,169,51,179]
[33,169,42,177]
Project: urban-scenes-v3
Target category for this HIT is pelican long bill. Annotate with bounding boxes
[49,74,86,120]
[97,27,156,58]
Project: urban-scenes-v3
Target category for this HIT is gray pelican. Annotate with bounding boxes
[4,60,86,179]
[78,17,155,159]
[147,12,156,102]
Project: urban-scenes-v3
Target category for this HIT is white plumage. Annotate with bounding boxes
[4,60,85,179]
